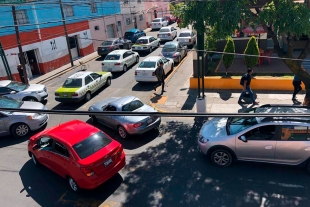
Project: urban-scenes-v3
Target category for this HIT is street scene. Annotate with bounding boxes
[1,0,310,207]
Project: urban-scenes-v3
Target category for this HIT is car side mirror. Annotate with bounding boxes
[10,91,16,94]
[99,74,102,77]
[33,144,40,150]
[238,135,247,142]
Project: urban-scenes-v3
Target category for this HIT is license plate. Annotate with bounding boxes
[138,47,142,49]
[147,119,152,124]
[63,94,68,97]
[142,72,147,76]
[104,158,112,167]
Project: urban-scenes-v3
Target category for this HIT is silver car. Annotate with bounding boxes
[0,96,49,137]
[88,96,161,139]
[159,41,187,63]
[0,80,48,102]
[177,30,197,47]
[197,105,310,173]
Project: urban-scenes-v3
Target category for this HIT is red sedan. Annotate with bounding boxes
[28,120,126,192]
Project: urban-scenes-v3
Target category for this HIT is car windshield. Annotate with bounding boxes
[62,78,82,88]
[162,45,177,52]
[0,97,22,108]
[153,19,161,22]
[101,41,113,46]
[72,131,112,159]
[122,100,144,111]
[159,28,170,33]
[6,81,28,91]
[179,32,191,37]
[138,61,156,68]
[124,32,134,37]
[136,39,148,44]
[105,54,120,60]
[226,114,258,135]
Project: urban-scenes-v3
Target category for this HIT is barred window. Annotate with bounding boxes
[90,2,97,13]
[64,5,74,17]
[16,10,29,25]
[126,18,131,25]
[139,14,143,21]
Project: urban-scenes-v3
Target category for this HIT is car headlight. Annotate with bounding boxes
[28,114,40,120]
[198,134,209,143]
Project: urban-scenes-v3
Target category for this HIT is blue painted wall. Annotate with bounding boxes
[0,1,121,36]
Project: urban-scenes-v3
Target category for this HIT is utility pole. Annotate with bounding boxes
[12,5,28,84]
[59,0,74,67]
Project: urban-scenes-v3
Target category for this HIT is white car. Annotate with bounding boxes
[151,18,168,30]
[0,80,48,102]
[157,26,177,41]
[177,30,197,47]
[135,56,174,82]
[102,50,139,72]
[131,36,161,53]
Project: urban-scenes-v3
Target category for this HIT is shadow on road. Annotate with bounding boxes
[19,160,123,207]
[132,82,155,92]
[95,56,105,61]
[115,120,310,207]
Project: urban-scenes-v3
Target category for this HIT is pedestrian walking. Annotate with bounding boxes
[292,74,302,100]
[238,68,259,105]
[17,64,25,83]
[154,62,165,95]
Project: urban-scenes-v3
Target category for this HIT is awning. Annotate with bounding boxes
[242,26,266,34]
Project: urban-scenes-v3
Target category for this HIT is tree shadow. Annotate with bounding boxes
[115,120,310,207]
[19,160,123,207]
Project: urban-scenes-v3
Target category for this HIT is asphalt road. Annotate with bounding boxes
[1,24,310,207]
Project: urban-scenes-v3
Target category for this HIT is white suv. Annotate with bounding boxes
[177,30,197,47]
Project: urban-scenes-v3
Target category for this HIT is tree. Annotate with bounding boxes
[244,36,259,69]
[172,0,310,105]
[205,28,219,62]
[223,37,236,75]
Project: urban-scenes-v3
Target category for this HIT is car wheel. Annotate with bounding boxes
[23,97,38,102]
[171,64,174,72]
[105,77,111,86]
[31,153,40,166]
[118,125,128,139]
[91,115,97,123]
[210,149,233,167]
[84,91,91,102]
[123,65,127,72]
[68,177,80,192]
[136,56,139,64]
[12,123,30,137]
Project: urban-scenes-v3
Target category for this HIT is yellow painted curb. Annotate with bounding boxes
[189,77,305,90]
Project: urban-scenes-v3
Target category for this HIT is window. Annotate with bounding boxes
[7,81,28,91]
[90,73,101,80]
[138,61,156,68]
[126,18,131,25]
[162,45,177,52]
[136,39,148,44]
[280,125,309,141]
[159,28,170,33]
[101,41,113,46]
[90,2,97,13]
[124,0,129,4]
[16,10,29,24]
[0,87,12,95]
[104,105,117,111]
[85,75,93,85]
[64,5,74,17]
[105,54,120,60]
[38,137,53,150]
[150,37,156,42]
[122,100,144,111]
[94,25,100,30]
[162,57,169,63]
[179,32,191,37]
[241,125,276,141]
[227,116,258,135]
[139,14,143,21]
[62,78,82,88]
[54,141,69,157]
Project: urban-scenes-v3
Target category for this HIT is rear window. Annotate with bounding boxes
[162,44,177,52]
[179,33,191,37]
[101,41,113,46]
[63,78,82,88]
[159,28,170,33]
[124,32,134,37]
[72,131,112,159]
[105,54,120,60]
[122,100,144,111]
[138,61,156,68]
[136,39,148,44]
[152,19,161,22]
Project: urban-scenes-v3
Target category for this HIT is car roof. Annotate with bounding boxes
[164,41,178,46]
[67,71,93,79]
[110,96,140,108]
[142,56,162,62]
[108,49,131,55]
[47,120,100,146]
[160,26,173,29]
[0,80,11,86]
[126,28,139,32]
[154,18,163,20]
[180,30,192,33]
[138,36,152,39]
[105,38,118,41]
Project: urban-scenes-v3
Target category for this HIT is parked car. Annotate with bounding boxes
[135,56,174,82]
[102,50,139,73]
[131,36,161,53]
[0,96,48,137]
[177,30,197,47]
[88,96,161,139]
[97,38,131,57]
[159,41,187,63]
[124,28,146,44]
[157,26,178,41]
[0,80,48,103]
[197,104,310,173]
[164,15,176,24]
[151,17,169,30]
[55,71,112,103]
[28,120,125,192]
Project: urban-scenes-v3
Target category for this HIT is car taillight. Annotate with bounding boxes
[101,63,104,66]
[135,71,137,75]
[168,33,171,36]
[198,134,209,143]
[55,93,59,96]
[189,39,191,42]
[133,122,143,128]
[114,63,121,65]
[152,72,155,76]
[109,46,113,50]
[80,167,95,177]
[173,54,177,57]
[72,93,78,97]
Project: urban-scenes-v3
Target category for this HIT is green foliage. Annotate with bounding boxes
[244,36,259,69]
[169,3,184,18]
[223,37,235,69]
[204,27,220,59]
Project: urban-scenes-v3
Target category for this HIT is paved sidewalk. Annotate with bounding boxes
[150,51,305,113]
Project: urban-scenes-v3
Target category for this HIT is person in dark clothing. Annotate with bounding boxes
[238,68,259,105]
[154,62,165,95]
[17,64,25,83]
[292,74,302,100]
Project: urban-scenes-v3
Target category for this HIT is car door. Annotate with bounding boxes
[90,73,102,91]
[98,105,117,128]
[48,140,70,178]
[127,51,136,66]
[35,136,54,168]
[171,27,177,38]
[161,57,171,74]
[0,113,8,134]
[84,75,96,93]
[162,18,167,26]
[275,125,310,164]
[235,124,279,162]
[122,51,131,66]
[177,43,184,58]
[0,87,17,100]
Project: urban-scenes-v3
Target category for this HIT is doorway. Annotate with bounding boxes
[69,36,80,59]
[26,50,41,76]
[107,24,115,38]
